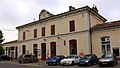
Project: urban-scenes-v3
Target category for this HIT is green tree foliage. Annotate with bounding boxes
[0,30,4,55]
[0,44,4,55]
[0,30,4,43]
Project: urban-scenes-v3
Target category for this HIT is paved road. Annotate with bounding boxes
[0,61,120,68]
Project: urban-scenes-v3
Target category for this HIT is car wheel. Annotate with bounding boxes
[111,62,115,67]
[116,61,118,64]
[56,62,60,65]
[88,62,92,66]
[19,61,24,63]
[71,61,74,65]
[48,63,52,66]
[1,59,3,61]
[99,64,102,67]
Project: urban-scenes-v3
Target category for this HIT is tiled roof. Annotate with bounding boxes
[3,40,18,44]
[92,20,120,30]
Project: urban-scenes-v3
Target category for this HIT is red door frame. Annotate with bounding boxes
[41,43,46,60]
[69,39,77,55]
[50,42,56,57]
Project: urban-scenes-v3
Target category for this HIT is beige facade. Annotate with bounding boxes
[4,5,113,59]
[92,22,120,57]
[3,40,18,58]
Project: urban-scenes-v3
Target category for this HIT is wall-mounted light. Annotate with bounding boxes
[64,40,66,46]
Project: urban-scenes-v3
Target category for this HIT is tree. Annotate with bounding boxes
[0,30,4,55]
[0,44,4,55]
[0,30,4,43]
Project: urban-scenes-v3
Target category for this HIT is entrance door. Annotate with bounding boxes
[41,43,46,60]
[22,45,26,55]
[69,40,77,55]
[15,46,18,59]
[113,47,119,56]
[11,52,14,58]
[50,42,56,57]
[33,44,38,57]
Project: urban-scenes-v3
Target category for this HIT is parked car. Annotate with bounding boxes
[99,53,118,67]
[46,55,65,65]
[60,55,81,65]
[18,54,38,63]
[0,55,13,61]
[78,54,99,66]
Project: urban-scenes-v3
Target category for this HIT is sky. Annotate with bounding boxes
[0,0,120,43]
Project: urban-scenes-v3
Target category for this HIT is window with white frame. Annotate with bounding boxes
[101,36,111,54]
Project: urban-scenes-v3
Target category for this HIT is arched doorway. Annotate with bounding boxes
[69,39,77,55]
[50,42,56,57]
[33,44,38,57]
[41,43,46,60]
[22,45,26,55]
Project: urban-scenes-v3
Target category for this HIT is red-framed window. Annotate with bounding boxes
[69,20,75,32]
[42,27,45,36]
[23,32,26,40]
[51,25,55,35]
[34,29,37,38]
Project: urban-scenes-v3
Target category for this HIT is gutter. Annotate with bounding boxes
[88,10,93,54]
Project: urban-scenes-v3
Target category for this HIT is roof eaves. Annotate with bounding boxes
[3,40,18,44]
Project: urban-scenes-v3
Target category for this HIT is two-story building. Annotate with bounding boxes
[4,5,120,60]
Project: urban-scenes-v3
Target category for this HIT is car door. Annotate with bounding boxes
[24,55,31,62]
[75,56,79,63]
[91,55,98,64]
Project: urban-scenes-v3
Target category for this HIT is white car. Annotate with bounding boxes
[60,55,81,65]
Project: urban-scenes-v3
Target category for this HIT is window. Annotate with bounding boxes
[69,20,75,32]
[11,46,14,50]
[101,36,111,54]
[34,29,37,38]
[42,27,45,36]
[23,32,26,40]
[6,47,8,51]
[51,25,55,35]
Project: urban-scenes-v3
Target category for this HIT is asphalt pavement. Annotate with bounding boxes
[0,60,120,68]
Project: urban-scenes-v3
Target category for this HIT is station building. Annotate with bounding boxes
[3,5,120,60]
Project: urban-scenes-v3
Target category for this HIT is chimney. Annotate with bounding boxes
[69,6,75,11]
[92,4,98,13]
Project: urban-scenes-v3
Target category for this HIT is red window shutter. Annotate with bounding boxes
[51,25,55,35]
[34,29,37,38]
[23,32,26,40]
[69,20,75,32]
[42,27,45,36]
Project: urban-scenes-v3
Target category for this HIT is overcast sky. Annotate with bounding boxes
[0,0,120,43]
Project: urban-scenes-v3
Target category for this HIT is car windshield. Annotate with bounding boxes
[66,55,76,59]
[51,56,59,60]
[24,55,32,57]
[82,55,91,59]
[19,55,23,58]
[101,54,113,58]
